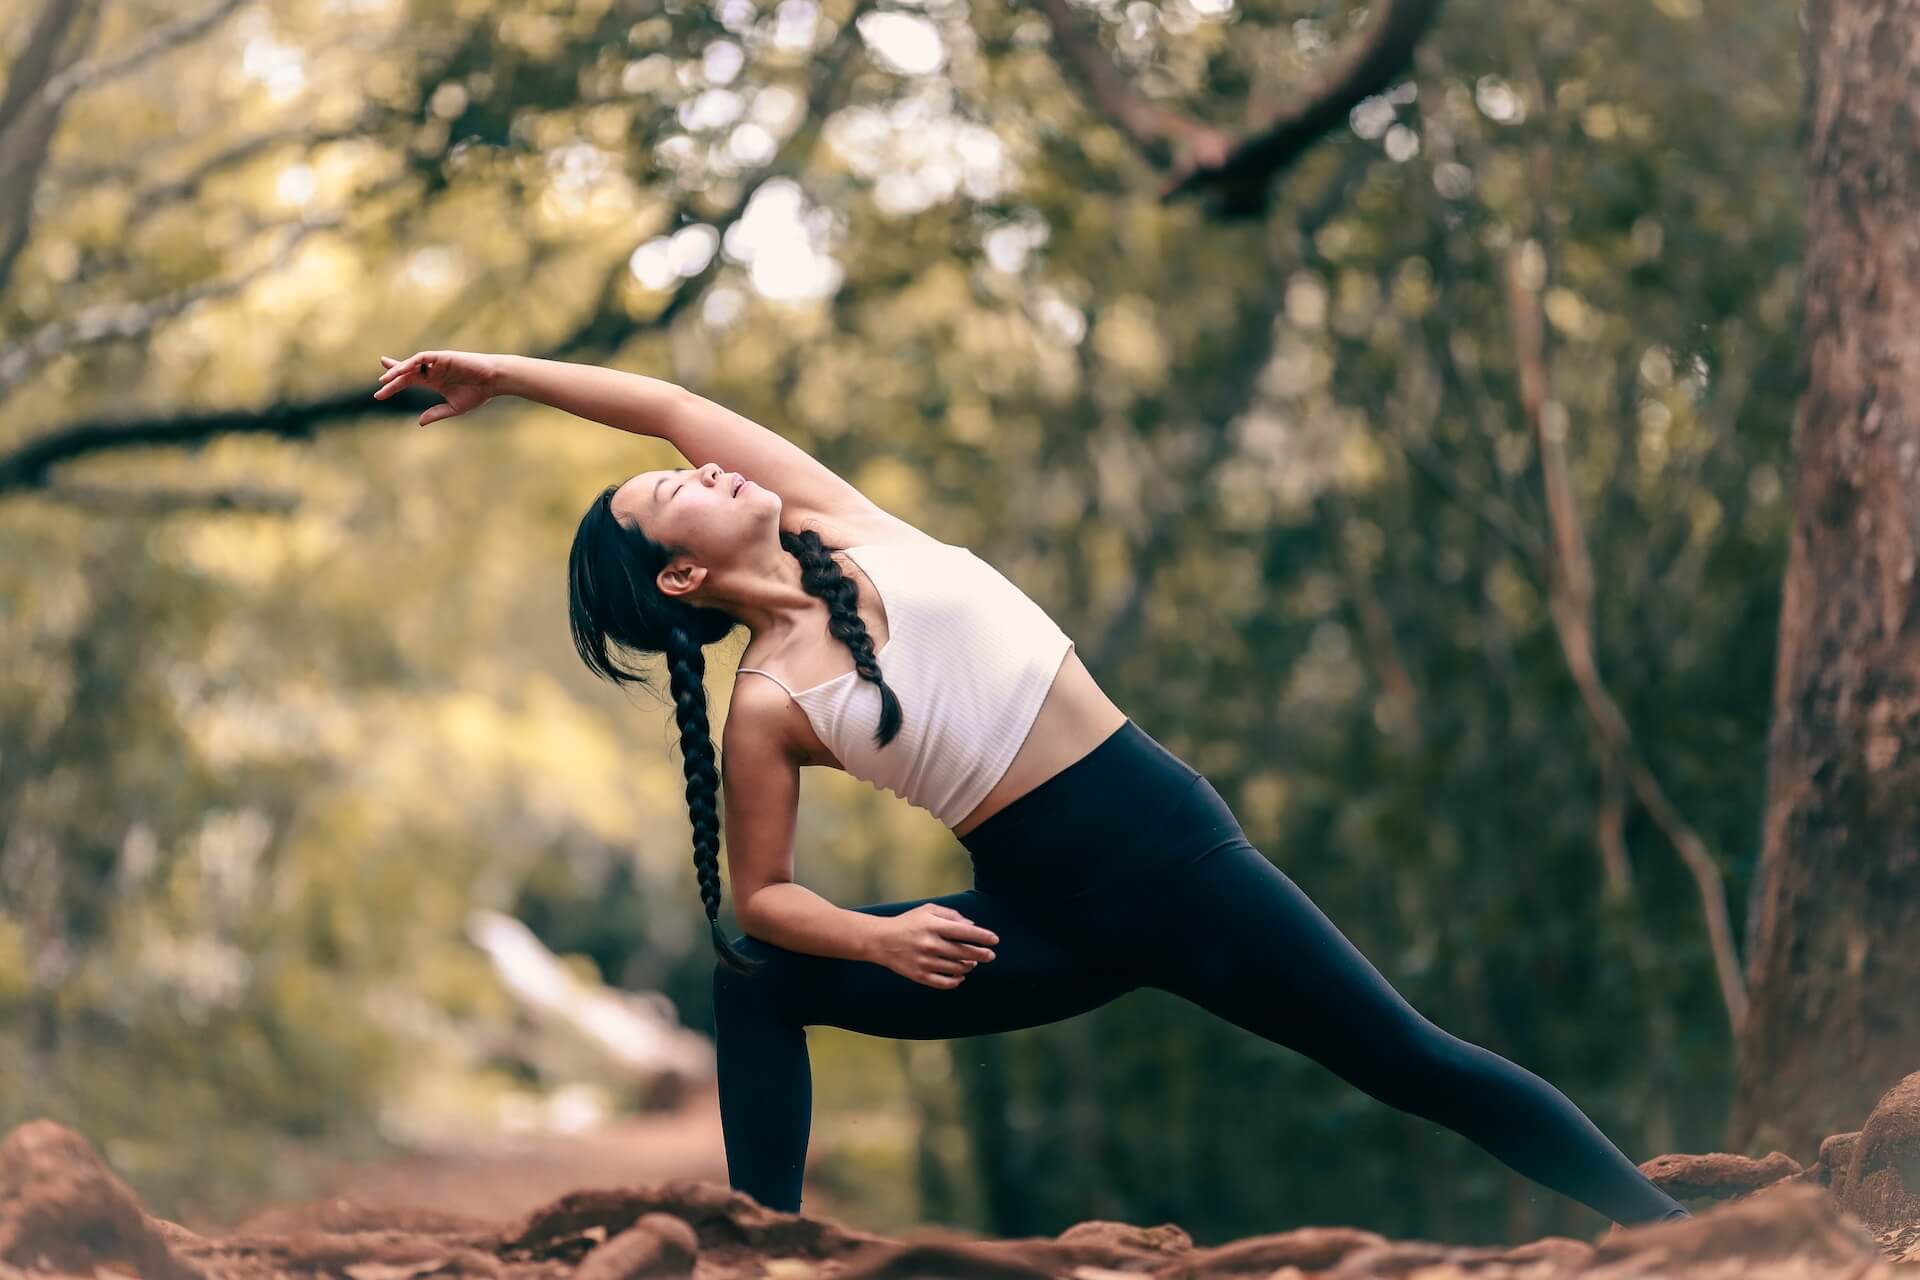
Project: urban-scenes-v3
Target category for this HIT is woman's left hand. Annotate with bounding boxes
[374,350,502,426]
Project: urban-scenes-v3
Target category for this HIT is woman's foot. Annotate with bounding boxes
[1601,1206,1692,1242]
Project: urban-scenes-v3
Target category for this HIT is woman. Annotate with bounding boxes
[374,349,1693,1229]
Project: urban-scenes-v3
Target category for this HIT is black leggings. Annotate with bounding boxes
[712,718,1685,1225]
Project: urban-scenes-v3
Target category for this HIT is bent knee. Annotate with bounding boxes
[713,934,788,999]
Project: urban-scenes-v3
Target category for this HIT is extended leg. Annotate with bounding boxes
[712,886,1140,1212]
[1132,837,1687,1227]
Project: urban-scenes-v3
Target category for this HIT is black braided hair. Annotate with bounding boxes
[779,527,903,750]
[566,484,902,976]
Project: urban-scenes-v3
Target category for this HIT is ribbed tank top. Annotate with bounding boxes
[735,539,1076,828]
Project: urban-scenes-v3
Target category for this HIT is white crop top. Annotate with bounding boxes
[736,539,1076,828]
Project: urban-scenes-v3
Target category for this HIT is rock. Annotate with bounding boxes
[636,1211,698,1255]
[1054,1219,1194,1254]
[4,1088,1919,1280]
[834,1238,1059,1279]
[1158,1225,1388,1276]
[1321,1235,1589,1279]
[575,1212,699,1280]
[1812,1131,1863,1197]
[0,1118,201,1280]
[1841,1071,1920,1233]
[1580,1181,1896,1278]
[495,1178,887,1264]
[1639,1149,1804,1203]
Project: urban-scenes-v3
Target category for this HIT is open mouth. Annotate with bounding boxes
[732,476,747,497]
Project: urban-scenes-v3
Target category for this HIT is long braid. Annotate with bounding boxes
[780,528,902,748]
[664,623,758,975]
[567,481,908,980]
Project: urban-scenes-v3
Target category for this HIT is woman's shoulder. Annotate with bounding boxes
[788,508,957,555]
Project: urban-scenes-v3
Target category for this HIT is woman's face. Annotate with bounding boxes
[611,461,778,587]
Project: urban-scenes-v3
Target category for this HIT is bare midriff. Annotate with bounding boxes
[949,648,1128,838]
[748,549,1127,834]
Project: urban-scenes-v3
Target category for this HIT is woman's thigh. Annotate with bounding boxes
[730,887,1143,1040]
[1129,832,1452,1092]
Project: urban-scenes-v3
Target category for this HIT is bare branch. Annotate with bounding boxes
[38,481,300,515]
[1595,754,1634,902]
[22,0,251,120]
[57,21,418,216]
[1033,0,1234,174]
[0,0,103,296]
[1504,243,1749,1035]
[0,0,96,139]
[1495,39,1747,1028]
[124,117,390,221]
[1036,0,1446,218]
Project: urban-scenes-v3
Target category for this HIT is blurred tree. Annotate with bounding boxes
[1730,0,1920,1162]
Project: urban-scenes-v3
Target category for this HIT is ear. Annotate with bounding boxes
[656,555,707,600]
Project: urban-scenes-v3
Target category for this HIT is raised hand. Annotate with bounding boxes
[373,350,504,426]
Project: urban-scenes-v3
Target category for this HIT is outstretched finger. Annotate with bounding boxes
[934,918,999,947]
[379,352,434,385]
[374,365,417,398]
[373,371,419,401]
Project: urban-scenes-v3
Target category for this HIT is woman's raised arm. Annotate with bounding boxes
[493,353,686,439]
[377,350,919,542]
[499,354,915,542]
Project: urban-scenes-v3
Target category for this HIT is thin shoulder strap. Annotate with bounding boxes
[736,667,797,698]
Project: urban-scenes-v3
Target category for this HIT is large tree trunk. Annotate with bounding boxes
[1728,0,1920,1161]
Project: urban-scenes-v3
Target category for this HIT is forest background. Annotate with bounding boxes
[0,0,1821,1250]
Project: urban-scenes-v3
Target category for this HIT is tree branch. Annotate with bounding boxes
[0,0,103,296]
[1497,33,1748,1030]
[12,0,251,123]
[38,481,301,515]
[1505,243,1749,1034]
[1,0,244,297]
[1036,0,1446,218]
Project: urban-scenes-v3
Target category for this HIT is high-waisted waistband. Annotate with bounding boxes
[958,718,1241,904]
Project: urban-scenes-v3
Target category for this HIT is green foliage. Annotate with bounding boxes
[0,0,1798,1245]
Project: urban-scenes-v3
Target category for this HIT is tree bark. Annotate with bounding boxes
[1729,0,1920,1160]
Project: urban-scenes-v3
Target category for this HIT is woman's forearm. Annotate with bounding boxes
[493,354,686,440]
[739,881,885,963]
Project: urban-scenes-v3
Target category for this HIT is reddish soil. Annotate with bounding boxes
[4,1074,1920,1278]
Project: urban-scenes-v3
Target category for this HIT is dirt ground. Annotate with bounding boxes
[3,1074,1919,1278]
[259,1090,736,1231]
